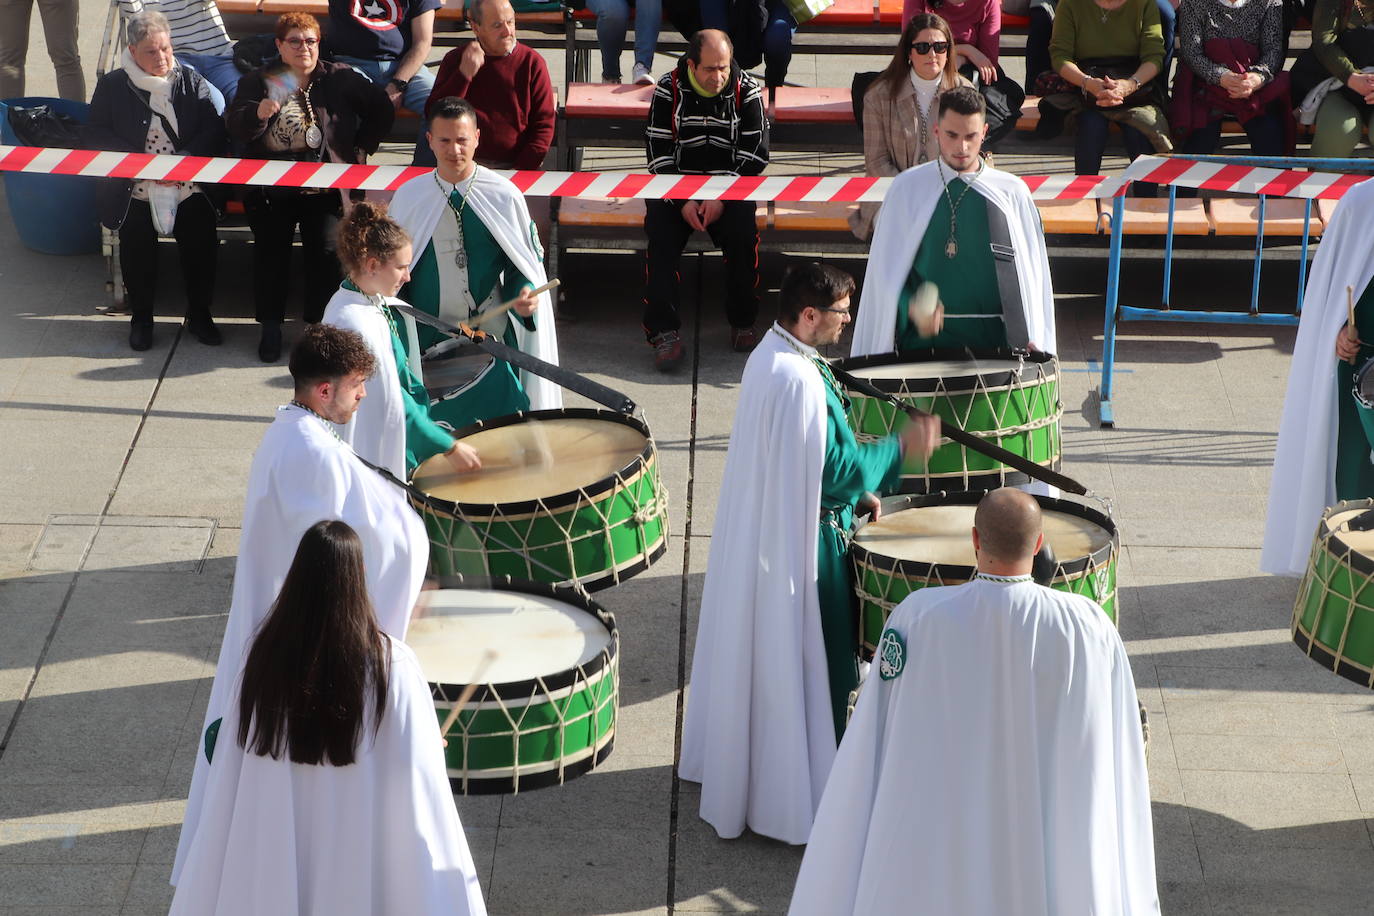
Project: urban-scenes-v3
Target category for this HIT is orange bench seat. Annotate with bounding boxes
[1103,198,1210,235]
[1037,198,1102,234]
[771,86,853,123]
[1208,197,1323,237]
[559,198,770,229]
[564,83,654,118]
[814,0,879,26]
[773,201,854,231]
[214,0,261,13]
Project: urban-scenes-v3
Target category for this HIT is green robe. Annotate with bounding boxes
[1335,278,1374,499]
[400,192,537,431]
[814,360,903,741]
[895,179,1008,352]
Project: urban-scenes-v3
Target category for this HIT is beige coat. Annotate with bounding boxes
[850,71,972,240]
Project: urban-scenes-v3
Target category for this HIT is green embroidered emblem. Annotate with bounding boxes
[877,628,906,680]
[529,220,545,263]
[204,717,222,764]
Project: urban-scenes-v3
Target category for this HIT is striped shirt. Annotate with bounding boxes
[120,0,233,57]
[645,61,768,177]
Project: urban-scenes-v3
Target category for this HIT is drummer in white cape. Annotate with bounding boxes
[680,262,941,845]
[171,325,430,888]
[789,488,1159,916]
[850,86,1056,357]
[323,200,483,478]
[389,94,561,430]
[171,521,487,916]
[1264,178,1374,576]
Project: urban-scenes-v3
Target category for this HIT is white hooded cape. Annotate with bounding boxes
[851,160,1057,356]
[790,577,1158,915]
[1262,180,1374,576]
[170,637,487,916]
[679,324,838,845]
[322,286,409,479]
[173,406,430,884]
[389,166,562,412]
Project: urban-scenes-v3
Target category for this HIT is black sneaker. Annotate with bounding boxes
[186,314,222,346]
[129,322,153,351]
[650,330,684,371]
[258,322,283,363]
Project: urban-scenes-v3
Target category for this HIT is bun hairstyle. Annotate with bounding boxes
[336,199,412,278]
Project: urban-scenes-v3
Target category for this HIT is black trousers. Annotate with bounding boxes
[119,193,218,326]
[244,189,342,325]
[642,199,759,340]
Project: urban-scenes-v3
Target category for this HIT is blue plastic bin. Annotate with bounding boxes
[1,96,101,255]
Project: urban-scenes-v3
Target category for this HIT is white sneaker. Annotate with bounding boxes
[632,63,654,85]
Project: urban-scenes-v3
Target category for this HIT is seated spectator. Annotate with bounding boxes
[118,0,243,112]
[585,0,662,83]
[700,0,802,88]
[0,0,83,101]
[326,0,437,164]
[1039,0,1172,184]
[87,10,226,352]
[227,13,394,363]
[1292,0,1374,158]
[1024,0,1175,100]
[851,13,972,240]
[644,29,768,370]
[1172,0,1292,158]
[902,0,1025,147]
[428,0,555,168]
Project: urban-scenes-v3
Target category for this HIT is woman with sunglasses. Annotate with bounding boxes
[226,13,395,362]
[850,14,970,240]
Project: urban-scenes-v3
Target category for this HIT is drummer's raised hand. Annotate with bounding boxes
[899,411,942,460]
[1338,323,1362,364]
[512,286,539,317]
[857,491,882,522]
[445,440,482,473]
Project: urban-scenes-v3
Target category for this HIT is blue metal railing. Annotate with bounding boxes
[1097,154,1374,428]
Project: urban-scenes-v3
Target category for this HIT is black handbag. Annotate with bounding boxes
[959,63,1027,146]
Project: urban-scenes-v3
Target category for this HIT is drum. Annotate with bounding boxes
[408,576,619,794]
[851,490,1119,658]
[1292,499,1374,688]
[411,408,669,591]
[835,349,1063,494]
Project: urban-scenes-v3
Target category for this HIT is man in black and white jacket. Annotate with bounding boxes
[642,29,769,370]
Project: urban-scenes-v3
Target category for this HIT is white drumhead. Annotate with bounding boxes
[1328,509,1374,558]
[846,359,1034,381]
[855,503,1111,565]
[406,588,612,685]
[413,417,648,504]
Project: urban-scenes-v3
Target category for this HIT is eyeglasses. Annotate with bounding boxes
[910,40,950,55]
[816,306,851,315]
[283,37,319,49]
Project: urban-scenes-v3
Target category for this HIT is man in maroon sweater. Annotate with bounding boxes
[427,0,555,170]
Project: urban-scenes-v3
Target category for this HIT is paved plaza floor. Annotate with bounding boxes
[6,11,1374,915]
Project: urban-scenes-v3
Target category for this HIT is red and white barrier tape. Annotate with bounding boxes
[0,145,1367,202]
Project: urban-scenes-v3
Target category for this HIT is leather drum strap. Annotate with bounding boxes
[985,202,1031,350]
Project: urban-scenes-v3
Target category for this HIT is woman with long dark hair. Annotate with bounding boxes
[170,521,486,914]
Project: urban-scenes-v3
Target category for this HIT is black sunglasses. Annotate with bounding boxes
[910,40,950,55]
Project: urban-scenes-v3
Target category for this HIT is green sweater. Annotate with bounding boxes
[1050,0,1165,73]
[1312,0,1374,82]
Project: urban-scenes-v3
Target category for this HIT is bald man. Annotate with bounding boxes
[790,488,1159,915]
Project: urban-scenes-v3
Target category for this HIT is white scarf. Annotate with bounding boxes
[121,47,180,138]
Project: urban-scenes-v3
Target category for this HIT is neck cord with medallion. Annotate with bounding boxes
[936,156,982,259]
[289,398,343,442]
[299,75,322,150]
[436,170,479,270]
[913,77,941,163]
[771,325,851,411]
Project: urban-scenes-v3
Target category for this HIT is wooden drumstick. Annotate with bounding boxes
[1349,285,1358,338]
[439,649,498,739]
[472,279,561,331]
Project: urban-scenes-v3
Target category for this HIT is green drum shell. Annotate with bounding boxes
[1293,499,1374,688]
[852,491,1120,658]
[427,576,619,795]
[835,349,1064,495]
[413,408,669,592]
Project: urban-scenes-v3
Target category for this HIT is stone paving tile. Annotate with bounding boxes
[81,521,215,574]
[671,797,803,914]
[1152,801,1203,884]
[1181,770,1360,814]
[0,575,75,740]
[1165,697,1342,739]
[0,524,42,578]
[49,570,229,655]
[1187,806,1372,852]
[27,520,97,573]
[0,863,135,908]
[120,862,174,908]
[1172,733,1346,774]
[105,447,258,527]
[0,784,172,866]
[486,826,668,916]
[1197,844,1374,914]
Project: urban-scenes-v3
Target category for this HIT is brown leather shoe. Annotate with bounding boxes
[730,326,759,353]
[651,331,684,371]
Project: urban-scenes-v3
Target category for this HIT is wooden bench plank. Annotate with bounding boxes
[772,86,853,123]
[1105,198,1210,235]
[1318,197,1341,226]
[875,0,900,25]
[773,201,854,231]
[1208,197,1322,238]
[559,198,770,229]
[814,0,879,26]
[564,82,653,118]
[215,0,261,13]
[1036,198,1101,235]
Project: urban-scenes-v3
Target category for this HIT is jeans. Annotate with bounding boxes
[334,54,436,165]
[1076,108,1157,195]
[176,51,243,114]
[119,193,218,325]
[584,0,661,80]
[699,0,795,85]
[1180,113,1284,157]
[243,189,343,325]
[642,199,759,339]
[0,0,84,100]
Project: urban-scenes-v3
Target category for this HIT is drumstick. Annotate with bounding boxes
[472,279,561,331]
[439,649,498,739]
[1349,285,1358,339]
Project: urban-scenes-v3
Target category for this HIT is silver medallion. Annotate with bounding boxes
[305,124,322,149]
[945,238,958,259]
[453,239,467,270]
